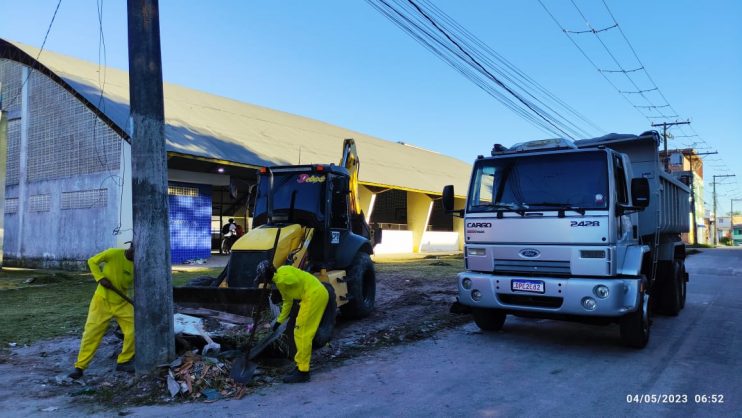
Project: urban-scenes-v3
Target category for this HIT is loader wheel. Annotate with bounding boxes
[311,284,337,348]
[472,308,506,331]
[340,252,376,319]
[620,291,650,349]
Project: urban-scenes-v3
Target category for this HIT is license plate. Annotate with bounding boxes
[511,279,545,294]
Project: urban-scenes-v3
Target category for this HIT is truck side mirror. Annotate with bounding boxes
[442,185,455,211]
[631,178,650,208]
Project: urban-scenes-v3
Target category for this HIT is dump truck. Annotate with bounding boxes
[443,131,690,348]
[174,138,378,357]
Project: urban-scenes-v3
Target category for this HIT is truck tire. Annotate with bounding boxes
[677,261,687,310]
[619,291,650,348]
[339,252,376,319]
[472,308,506,331]
[658,261,682,316]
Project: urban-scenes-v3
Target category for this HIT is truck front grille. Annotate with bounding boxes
[497,294,564,308]
[493,260,570,275]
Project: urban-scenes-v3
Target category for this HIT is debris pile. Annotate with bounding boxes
[166,352,248,401]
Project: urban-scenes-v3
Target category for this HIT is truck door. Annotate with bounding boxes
[613,155,633,243]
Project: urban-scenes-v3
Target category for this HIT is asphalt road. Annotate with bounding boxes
[128,248,740,417]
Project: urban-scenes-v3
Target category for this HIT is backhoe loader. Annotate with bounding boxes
[173,138,379,353]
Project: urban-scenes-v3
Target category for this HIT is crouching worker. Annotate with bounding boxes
[68,243,135,380]
[257,261,329,384]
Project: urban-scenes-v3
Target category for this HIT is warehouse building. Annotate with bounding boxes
[0,39,470,268]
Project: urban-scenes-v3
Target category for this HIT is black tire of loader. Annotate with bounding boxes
[281,283,338,358]
[339,252,376,319]
[472,308,506,331]
[620,290,650,349]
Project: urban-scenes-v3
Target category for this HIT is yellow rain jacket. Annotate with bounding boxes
[273,266,329,372]
[74,248,134,370]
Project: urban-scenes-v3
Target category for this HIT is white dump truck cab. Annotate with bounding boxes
[443,132,689,348]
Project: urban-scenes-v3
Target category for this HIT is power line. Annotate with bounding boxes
[367,0,604,140]
[4,0,63,108]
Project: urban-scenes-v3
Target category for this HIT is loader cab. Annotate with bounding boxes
[252,164,366,271]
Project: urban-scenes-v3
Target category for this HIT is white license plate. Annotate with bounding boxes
[511,279,545,294]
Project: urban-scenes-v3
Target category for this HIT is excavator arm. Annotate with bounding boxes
[340,138,362,217]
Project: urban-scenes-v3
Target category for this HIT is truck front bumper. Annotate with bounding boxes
[457,272,642,317]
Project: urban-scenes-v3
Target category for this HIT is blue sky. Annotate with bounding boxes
[2,1,740,214]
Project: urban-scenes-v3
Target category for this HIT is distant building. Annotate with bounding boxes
[0,39,471,268]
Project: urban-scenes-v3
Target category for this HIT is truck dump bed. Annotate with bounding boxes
[575,132,690,237]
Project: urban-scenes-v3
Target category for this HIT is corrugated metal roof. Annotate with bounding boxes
[5,40,471,196]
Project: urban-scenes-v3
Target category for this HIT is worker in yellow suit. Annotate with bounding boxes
[68,244,135,380]
[258,261,329,383]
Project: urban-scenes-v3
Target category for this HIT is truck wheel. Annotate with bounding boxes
[659,261,682,316]
[472,308,506,331]
[339,252,376,319]
[312,283,337,349]
[620,291,650,348]
[677,261,687,310]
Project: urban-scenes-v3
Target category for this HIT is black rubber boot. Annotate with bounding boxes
[116,361,134,373]
[68,368,84,380]
[282,368,310,384]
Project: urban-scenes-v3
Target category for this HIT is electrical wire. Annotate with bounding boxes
[366,0,604,140]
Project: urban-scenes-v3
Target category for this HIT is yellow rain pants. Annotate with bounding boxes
[74,248,134,369]
[274,266,329,372]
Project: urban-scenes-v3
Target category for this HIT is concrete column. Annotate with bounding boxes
[358,185,376,221]
[453,197,466,251]
[0,107,6,265]
[16,67,30,258]
[407,191,433,253]
[114,142,134,247]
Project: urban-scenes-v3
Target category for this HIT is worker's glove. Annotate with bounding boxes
[272,322,281,332]
[98,278,113,289]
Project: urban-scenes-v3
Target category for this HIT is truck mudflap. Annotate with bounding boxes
[457,272,642,317]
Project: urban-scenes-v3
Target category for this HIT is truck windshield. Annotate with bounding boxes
[468,151,609,213]
[253,172,326,225]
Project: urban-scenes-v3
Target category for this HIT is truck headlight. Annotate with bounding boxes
[462,278,473,290]
[471,289,482,301]
[467,247,485,256]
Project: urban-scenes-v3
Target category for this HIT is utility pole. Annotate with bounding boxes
[127,0,174,373]
[712,174,736,246]
[651,120,690,172]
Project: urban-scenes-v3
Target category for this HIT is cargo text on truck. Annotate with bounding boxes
[443,131,690,348]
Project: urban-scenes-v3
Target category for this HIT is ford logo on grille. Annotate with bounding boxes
[519,248,540,258]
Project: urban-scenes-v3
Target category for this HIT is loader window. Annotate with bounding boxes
[253,172,326,227]
[330,176,350,229]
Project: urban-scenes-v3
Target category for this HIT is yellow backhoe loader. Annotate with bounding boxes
[173,138,379,362]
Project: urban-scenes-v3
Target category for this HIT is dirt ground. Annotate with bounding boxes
[0,256,469,416]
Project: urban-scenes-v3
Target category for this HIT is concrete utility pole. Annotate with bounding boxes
[127,0,174,373]
[651,121,690,172]
[712,174,735,246]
